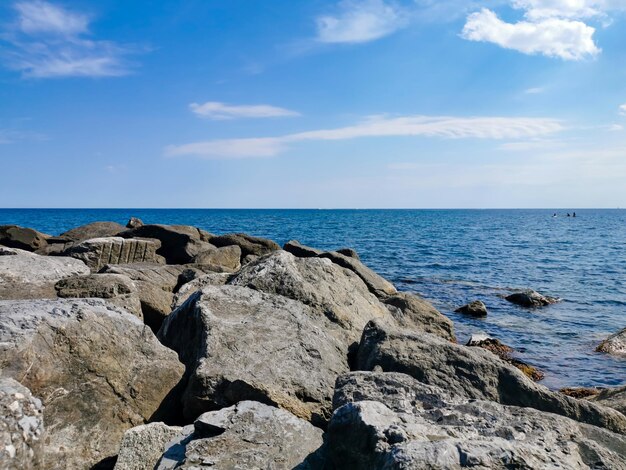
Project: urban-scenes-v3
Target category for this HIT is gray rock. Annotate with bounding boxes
[172,272,231,309]
[319,251,396,298]
[326,371,626,469]
[283,240,322,258]
[126,217,144,229]
[60,221,125,242]
[0,378,44,470]
[0,298,185,469]
[0,225,49,252]
[505,289,559,308]
[596,327,626,356]
[154,401,323,470]
[382,292,455,341]
[158,285,348,425]
[210,233,280,258]
[134,281,174,333]
[592,386,626,416]
[0,248,89,300]
[114,422,183,470]
[336,247,360,260]
[192,245,241,272]
[119,224,213,264]
[100,263,187,292]
[455,299,488,317]
[54,273,143,318]
[356,320,626,434]
[228,250,391,343]
[242,254,258,264]
[63,237,165,271]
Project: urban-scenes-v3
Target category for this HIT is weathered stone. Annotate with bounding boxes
[126,217,144,229]
[228,250,391,343]
[505,289,559,308]
[55,273,143,318]
[319,251,396,298]
[192,245,241,272]
[242,254,258,264]
[154,401,323,470]
[0,378,44,470]
[382,292,455,341]
[63,237,164,271]
[0,225,49,252]
[60,221,125,241]
[596,327,626,356]
[100,263,186,292]
[114,422,183,470]
[326,372,626,469]
[134,281,174,333]
[0,248,89,300]
[158,285,348,425]
[356,320,626,434]
[592,386,626,416]
[0,298,185,469]
[455,299,488,316]
[119,225,213,264]
[172,272,231,309]
[210,233,280,258]
[336,247,360,259]
[283,240,322,258]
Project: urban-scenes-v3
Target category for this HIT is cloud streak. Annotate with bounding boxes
[166,114,564,159]
[2,1,137,78]
[190,102,300,120]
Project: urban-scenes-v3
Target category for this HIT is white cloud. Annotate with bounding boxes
[166,114,564,159]
[190,102,300,120]
[316,0,408,44]
[619,103,626,115]
[462,8,600,60]
[608,124,623,131]
[2,1,136,78]
[513,0,604,19]
[524,86,545,94]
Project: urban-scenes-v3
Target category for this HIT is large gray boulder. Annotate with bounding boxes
[326,372,626,469]
[153,401,323,470]
[54,273,143,318]
[118,224,213,264]
[192,245,241,272]
[172,272,230,309]
[114,422,183,470]
[0,298,185,469]
[59,221,125,242]
[62,237,164,271]
[0,377,45,470]
[0,247,89,300]
[210,233,280,259]
[158,285,348,425]
[356,320,626,434]
[319,251,396,298]
[596,327,626,356]
[0,225,49,252]
[228,251,391,343]
[100,263,188,292]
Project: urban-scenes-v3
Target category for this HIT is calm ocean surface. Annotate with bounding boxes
[1,208,624,389]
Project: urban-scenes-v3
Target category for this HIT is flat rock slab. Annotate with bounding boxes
[63,237,164,271]
[356,320,626,434]
[60,221,125,242]
[100,264,188,292]
[158,285,348,425]
[0,377,45,470]
[0,247,89,300]
[0,298,184,469]
[326,372,626,469]
[154,401,323,470]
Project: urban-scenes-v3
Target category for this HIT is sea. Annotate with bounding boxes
[1,208,624,390]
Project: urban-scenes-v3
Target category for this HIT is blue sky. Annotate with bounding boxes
[1,0,626,208]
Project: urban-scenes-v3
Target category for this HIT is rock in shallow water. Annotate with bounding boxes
[596,327,626,357]
[505,289,559,308]
[455,299,488,316]
[325,371,626,469]
[0,298,185,469]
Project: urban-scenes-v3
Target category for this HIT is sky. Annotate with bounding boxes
[1,0,626,208]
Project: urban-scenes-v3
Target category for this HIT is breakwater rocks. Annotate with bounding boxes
[0,220,625,469]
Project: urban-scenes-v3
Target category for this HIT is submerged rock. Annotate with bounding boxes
[158,285,348,425]
[356,320,626,434]
[596,327,626,356]
[0,225,49,252]
[0,298,185,469]
[455,299,488,316]
[326,371,626,469]
[505,290,559,308]
[0,377,45,470]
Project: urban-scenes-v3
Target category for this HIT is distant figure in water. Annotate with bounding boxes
[553,213,557,217]
[573,212,576,217]
[567,213,571,217]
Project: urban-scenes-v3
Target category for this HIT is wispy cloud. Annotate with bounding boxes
[2,1,138,78]
[315,0,408,44]
[166,114,564,159]
[190,102,300,120]
[0,127,45,144]
[524,86,545,94]
[619,103,626,116]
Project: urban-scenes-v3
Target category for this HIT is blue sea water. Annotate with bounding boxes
[1,208,624,390]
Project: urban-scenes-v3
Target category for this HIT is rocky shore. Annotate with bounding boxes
[0,220,625,469]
